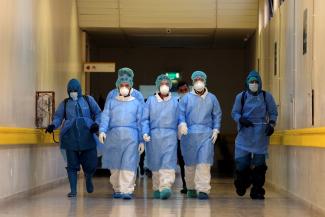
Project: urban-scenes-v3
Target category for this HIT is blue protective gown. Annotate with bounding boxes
[51,79,101,175]
[99,96,143,172]
[179,90,222,166]
[142,94,179,172]
[52,97,101,151]
[231,71,278,158]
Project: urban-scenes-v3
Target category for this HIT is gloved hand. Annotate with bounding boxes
[265,121,276,136]
[178,123,188,140]
[178,123,188,139]
[99,132,106,144]
[143,134,151,142]
[90,123,99,134]
[138,143,145,155]
[239,117,254,128]
[211,129,219,144]
[45,124,55,133]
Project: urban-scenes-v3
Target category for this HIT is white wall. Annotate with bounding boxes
[0,145,66,200]
[0,0,83,199]
[313,0,325,127]
[0,0,83,128]
[268,145,325,213]
[258,0,325,213]
[258,0,316,130]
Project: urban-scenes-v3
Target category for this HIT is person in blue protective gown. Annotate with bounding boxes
[178,71,222,200]
[176,81,190,194]
[106,67,144,104]
[46,79,101,197]
[102,67,146,187]
[99,76,144,200]
[142,74,179,200]
[231,70,278,200]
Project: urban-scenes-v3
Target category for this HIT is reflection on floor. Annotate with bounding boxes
[0,175,324,217]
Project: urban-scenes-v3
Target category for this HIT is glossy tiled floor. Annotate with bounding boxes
[0,175,324,217]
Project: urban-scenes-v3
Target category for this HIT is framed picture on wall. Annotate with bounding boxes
[35,91,55,129]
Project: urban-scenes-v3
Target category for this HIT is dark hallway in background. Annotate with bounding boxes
[86,29,257,177]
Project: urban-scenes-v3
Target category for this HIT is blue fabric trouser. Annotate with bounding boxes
[235,153,266,171]
[66,148,98,175]
[234,151,267,198]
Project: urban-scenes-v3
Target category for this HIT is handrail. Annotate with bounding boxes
[0,127,59,145]
[270,127,325,148]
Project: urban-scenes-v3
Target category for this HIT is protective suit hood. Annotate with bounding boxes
[245,70,262,93]
[67,79,82,97]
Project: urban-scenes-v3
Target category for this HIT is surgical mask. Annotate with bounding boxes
[69,92,78,101]
[249,83,259,92]
[160,85,170,95]
[119,87,130,97]
[193,81,205,92]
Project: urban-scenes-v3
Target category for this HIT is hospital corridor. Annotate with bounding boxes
[1,0,325,216]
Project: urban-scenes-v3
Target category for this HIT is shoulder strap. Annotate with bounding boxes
[64,96,95,119]
[83,95,91,110]
[240,91,246,115]
[63,98,69,120]
[262,90,266,101]
[262,90,268,112]
[83,95,95,119]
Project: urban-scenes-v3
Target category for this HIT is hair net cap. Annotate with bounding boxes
[118,67,134,79]
[155,74,172,90]
[248,76,258,83]
[115,75,134,88]
[191,71,207,82]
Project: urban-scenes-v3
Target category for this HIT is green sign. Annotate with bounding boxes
[165,72,180,80]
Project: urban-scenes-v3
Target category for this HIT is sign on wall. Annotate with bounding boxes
[84,62,115,73]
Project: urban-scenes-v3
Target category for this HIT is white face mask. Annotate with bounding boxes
[70,92,78,101]
[193,81,205,92]
[119,87,130,97]
[160,85,170,95]
[249,83,259,92]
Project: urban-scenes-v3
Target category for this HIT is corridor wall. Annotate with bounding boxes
[258,0,325,213]
[0,0,82,200]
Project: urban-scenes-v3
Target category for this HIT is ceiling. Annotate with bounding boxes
[77,0,258,30]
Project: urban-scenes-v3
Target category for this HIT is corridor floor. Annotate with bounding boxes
[0,176,323,217]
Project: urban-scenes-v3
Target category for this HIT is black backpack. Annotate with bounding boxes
[63,95,94,120]
[240,90,267,114]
